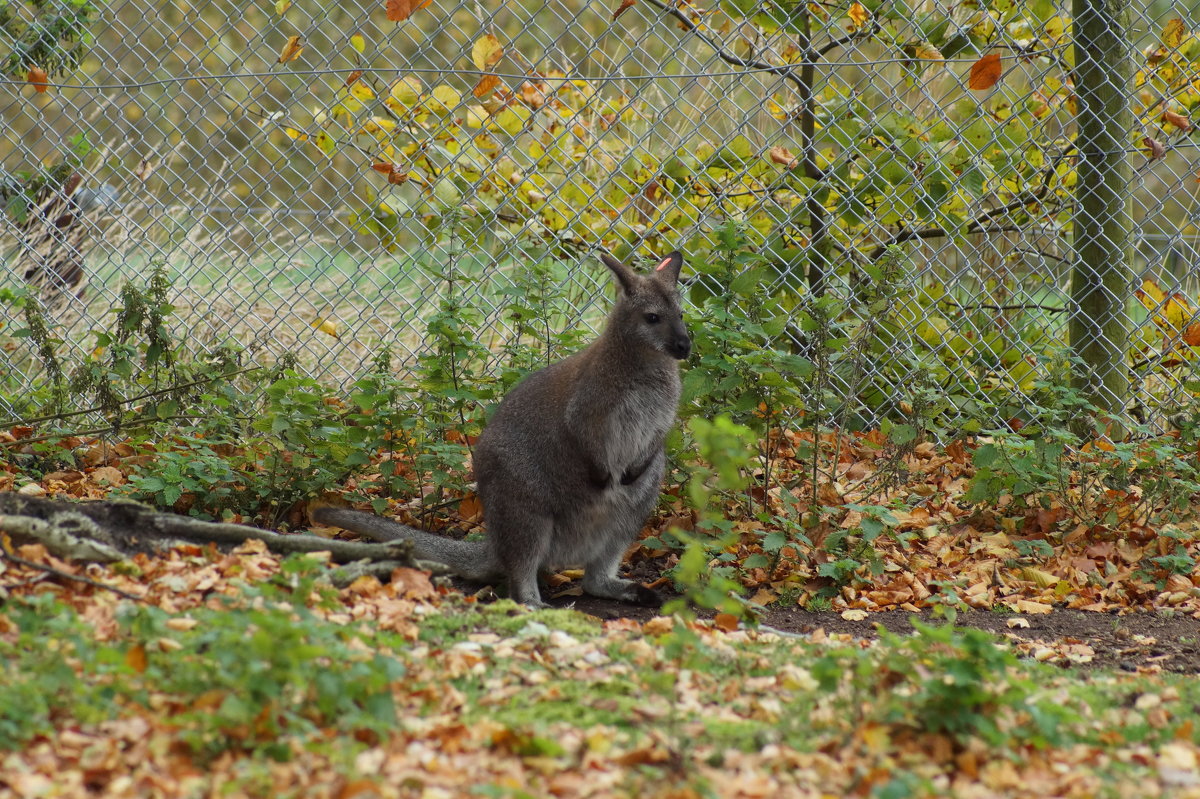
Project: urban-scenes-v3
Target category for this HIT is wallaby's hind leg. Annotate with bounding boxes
[582,543,660,605]
[582,482,663,607]
[488,507,552,607]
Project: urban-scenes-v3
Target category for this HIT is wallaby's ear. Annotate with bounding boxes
[600,253,639,296]
[651,251,684,286]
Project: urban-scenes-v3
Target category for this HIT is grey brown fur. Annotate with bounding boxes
[311,251,690,607]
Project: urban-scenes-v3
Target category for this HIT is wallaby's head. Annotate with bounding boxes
[599,251,691,360]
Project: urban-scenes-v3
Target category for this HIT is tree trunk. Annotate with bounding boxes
[1070,0,1132,422]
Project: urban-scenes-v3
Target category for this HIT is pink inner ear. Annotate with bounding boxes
[655,256,672,271]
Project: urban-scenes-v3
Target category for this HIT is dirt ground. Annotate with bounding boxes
[558,593,1200,674]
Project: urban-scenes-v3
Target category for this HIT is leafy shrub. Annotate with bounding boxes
[965,377,1200,532]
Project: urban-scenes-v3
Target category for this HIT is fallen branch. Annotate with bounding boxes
[0,539,142,601]
[0,493,423,567]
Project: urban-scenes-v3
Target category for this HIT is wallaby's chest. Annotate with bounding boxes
[589,377,679,475]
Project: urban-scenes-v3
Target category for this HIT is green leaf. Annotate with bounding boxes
[972,443,1000,468]
[763,531,788,552]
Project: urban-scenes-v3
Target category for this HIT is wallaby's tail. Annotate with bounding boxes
[310,506,498,582]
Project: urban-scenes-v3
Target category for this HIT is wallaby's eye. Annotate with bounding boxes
[645,313,660,324]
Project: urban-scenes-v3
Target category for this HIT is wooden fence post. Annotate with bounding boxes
[1070,0,1132,421]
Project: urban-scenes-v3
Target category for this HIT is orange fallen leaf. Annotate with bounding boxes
[1144,136,1166,160]
[386,0,432,22]
[768,146,799,169]
[472,73,500,98]
[968,52,1002,90]
[276,35,304,64]
[713,613,739,632]
[1162,109,1192,132]
[371,163,409,184]
[458,493,483,522]
[612,0,636,20]
[125,643,148,673]
[27,66,49,93]
[344,69,364,87]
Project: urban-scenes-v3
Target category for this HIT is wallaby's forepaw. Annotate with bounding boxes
[633,584,664,607]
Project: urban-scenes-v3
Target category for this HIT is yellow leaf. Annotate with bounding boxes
[968,52,1002,90]
[277,35,304,64]
[1137,278,1166,308]
[463,104,491,129]
[350,82,375,102]
[847,1,869,32]
[388,75,423,106]
[314,131,337,156]
[1019,567,1057,588]
[274,0,291,13]
[494,105,530,135]
[471,34,504,72]
[283,127,308,141]
[913,42,944,61]
[349,34,367,54]
[425,84,461,115]
[1163,17,1186,50]
[311,317,340,338]
[361,116,396,134]
[1164,293,1196,332]
[1044,16,1067,44]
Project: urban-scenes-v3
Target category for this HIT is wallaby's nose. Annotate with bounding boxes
[670,334,691,360]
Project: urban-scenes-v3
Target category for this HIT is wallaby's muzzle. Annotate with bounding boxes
[669,329,691,360]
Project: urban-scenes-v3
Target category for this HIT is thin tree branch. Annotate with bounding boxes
[938,300,1067,313]
[866,145,1077,261]
[639,0,804,91]
[816,19,883,57]
[0,366,261,430]
[0,543,142,601]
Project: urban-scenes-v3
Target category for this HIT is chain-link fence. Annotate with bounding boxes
[2,0,1198,429]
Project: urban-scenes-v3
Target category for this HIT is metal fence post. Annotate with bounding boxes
[1069,0,1132,420]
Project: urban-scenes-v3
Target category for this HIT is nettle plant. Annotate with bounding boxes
[965,375,1200,536]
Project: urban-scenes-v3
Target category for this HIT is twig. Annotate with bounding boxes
[0,366,261,430]
[866,145,1077,261]
[0,417,161,450]
[0,544,141,601]
[639,0,804,91]
[938,300,1067,313]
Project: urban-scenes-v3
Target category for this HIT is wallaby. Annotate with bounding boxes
[311,250,690,607]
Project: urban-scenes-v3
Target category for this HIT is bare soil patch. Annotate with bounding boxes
[561,593,1200,674]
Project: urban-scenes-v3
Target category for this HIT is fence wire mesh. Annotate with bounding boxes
[2,0,1198,430]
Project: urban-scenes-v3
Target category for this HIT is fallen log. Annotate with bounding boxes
[0,492,428,569]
